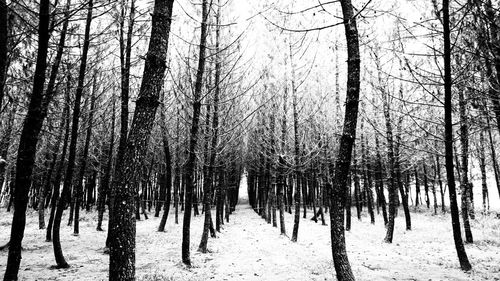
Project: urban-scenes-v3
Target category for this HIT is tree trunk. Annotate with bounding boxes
[0,0,8,110]
[288,37,302,242]
[52,0,93,268]
[442,0,472,271]
[158,100,173,231]
[458,87,473,242]
[97,99,115,231]
[329,1,359,280]
[478,130,489,212]
[74,76,96,235]
[182,0,208,266]
[3,0,51,278]
[374,136,388,225]
[395,134,411,230]
[46,77,71,242]
[109,0,173,278]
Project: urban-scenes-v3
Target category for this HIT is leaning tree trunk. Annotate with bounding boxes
[52,0,93,268]
[109,0,174,279]
[442,0,472,271]
[36,0,71,231]
[3,0,51,279]
[329,1,360,280]
[46,77,71,242]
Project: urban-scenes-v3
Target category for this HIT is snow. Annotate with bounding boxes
[0,175,499,280]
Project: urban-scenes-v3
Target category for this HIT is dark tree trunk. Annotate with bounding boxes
[198,3,221,250]
[182,0,208,266]
[109,0,173,279]
[352,148,361,220]
[3,0,51,278]
[52,0,93,268]
[329,1,359,280]
[435,155,446,213]
[423,164,430,209]
[0,0,8,110]
[395,135,411,230]
[158,100,173,232]
[74,77,96,235]
[458,88,473,242]
[374,136,388,225]
[442,0,472,271]
[97,99,115,231]
[46,77,71,242]
[0,104,16,192]
[478,131,489,211]
[290,40,301,242]
[361,134,374,224]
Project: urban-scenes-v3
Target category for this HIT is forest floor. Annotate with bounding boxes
[0,187,500,280]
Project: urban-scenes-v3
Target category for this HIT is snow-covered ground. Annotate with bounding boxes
[0,176,499,280]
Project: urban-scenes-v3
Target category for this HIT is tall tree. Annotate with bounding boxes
[3,0,51,279]
[329,0,360,280]
[109,0,174,279]
[52,0,94,268]
[182,0,209,266]
[442,0,472,271]
[0,0,7,110]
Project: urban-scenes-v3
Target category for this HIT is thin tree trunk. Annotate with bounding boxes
[52,0,93,268]
[289,38,302,242]
[46,78,71,242]
[97,99,115,231]
[182,0,208,266]
[459,87,473,242]
[478,130,489,212]
[74,76,96,235]
[329,1,359,279]
[0,0,8,110]
[442,0,472,270]
[375,136,388,225]
[395,134,411,230]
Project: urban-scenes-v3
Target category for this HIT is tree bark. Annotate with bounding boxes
[182,0,208,266]
[74,75,97,235]
[52,0,93,268]
[458,86,473,242]
[46,76,71,242]
[97,99,115,231]
[442,0,472,271]
[109,0,173,278]
[329,1,359,280]
[0,0,8,110]
[3,0,51,278]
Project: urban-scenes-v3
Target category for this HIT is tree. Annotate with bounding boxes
[329,0,360,280]
[442,0,472,272]
[109,0,174,278]
[52,0,94,268]
[3,0,51,279]
[182,0,209,266]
